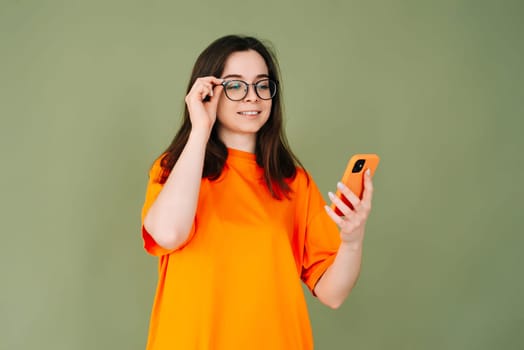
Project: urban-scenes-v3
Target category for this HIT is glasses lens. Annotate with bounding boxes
[255,79,277,100]
[224,80,247,101]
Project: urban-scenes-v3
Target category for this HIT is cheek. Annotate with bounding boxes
[264,101,272,116]
[216,98,233,118]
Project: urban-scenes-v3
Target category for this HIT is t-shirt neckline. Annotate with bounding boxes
[227,148,256,162]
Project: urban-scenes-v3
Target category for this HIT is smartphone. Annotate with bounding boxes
[330,154,380,215]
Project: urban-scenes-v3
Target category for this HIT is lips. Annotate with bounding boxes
[237,111,261,116]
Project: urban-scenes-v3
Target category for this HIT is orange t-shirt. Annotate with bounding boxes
[141,148,341,350]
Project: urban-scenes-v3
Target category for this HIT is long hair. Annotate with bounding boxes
[158,35,304,199]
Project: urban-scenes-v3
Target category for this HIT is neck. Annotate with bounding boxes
[218,130,256,153]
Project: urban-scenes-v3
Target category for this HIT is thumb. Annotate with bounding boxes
[209,84,223,104]
[206,84,223,113]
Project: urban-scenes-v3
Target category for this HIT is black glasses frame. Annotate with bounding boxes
[220,78,278,101]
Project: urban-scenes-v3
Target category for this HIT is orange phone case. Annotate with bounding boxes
[331,154,380,215]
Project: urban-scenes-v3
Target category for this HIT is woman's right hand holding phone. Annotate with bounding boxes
[184,76,224,134]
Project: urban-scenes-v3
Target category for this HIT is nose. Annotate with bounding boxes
[243,84,259,102]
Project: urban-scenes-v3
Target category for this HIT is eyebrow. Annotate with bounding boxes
[222,73,270,80]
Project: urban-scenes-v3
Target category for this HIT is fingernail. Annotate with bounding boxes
[337,182,344,189]
[366,169,370,175]
[328,191,334,198]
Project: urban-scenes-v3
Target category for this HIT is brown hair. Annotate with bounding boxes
[158,35,304,199]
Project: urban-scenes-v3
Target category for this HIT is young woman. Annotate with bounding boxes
[140,35,374,349]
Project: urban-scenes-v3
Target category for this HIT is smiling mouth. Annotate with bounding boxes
[237,111,261,116]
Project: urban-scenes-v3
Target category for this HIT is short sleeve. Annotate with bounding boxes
[140,156,176,256]
[300,178,341,294]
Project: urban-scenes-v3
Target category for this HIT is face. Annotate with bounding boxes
[216,50,272,148]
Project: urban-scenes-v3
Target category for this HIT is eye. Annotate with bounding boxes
[226,81,244,91]
[256,81,270,90]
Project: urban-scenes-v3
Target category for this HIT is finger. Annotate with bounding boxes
[324,205,346,226]
[187,81,212,101]
[360,169,374,210]
[195,76,222,82]
[203,83,213,96]
[198,78,223,100]
[328,191,355,218]
[209,76,224,85]
[201,83,214,99]
[336,182,360,210]
[196,84,216,102]
[195,76,224,88]
[206,84,223,108]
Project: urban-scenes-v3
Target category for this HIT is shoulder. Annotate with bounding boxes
[148,153,167,181]
[294,166,309,181]
[290,166,316,192]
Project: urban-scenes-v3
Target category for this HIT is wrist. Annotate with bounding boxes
[339,240,363,252]
[188,127,212,142]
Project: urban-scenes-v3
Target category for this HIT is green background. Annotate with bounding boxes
[1,0,523,349]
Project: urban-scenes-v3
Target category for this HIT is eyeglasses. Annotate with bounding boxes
[221,78,278,101]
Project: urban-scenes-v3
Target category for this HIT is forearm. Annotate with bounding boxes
[143,129,209,249]
[314,241,363,309]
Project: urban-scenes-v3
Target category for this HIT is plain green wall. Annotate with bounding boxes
[1,0,523,349]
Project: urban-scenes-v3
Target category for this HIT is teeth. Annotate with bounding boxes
[239,111,259,115]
